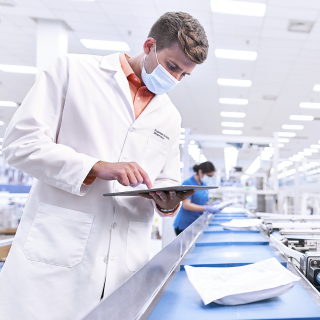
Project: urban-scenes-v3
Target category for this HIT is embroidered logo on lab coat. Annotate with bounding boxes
[154,129,169,140]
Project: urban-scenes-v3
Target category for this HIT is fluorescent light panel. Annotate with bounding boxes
[278,138,289,143]
[278,132,296,137]
[282,124,304,130]
[221,122,244,127]
[220,112,246,118]
[245,156,261,175]
[290,115,314,121]
[0,101,18,107]
[313,84,320,91]
[310,145,320,149]
[222,130,242,135]
[217,78,252,87]
[304,148,318,153]
[219,98,248,105]
[80,39,130,51]
[215,49,257,61]
[300,102,320,109]
[0,64,37,74]
[210,0,266,17]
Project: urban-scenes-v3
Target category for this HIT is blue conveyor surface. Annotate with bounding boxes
[148,270,320,320]
[147,213,320,320]
[196,232,268,246]
[182,245,286,268]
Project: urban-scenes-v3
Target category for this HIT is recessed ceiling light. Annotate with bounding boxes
[278,132,296,137]
[278,138,289,143]
[0,101,18,107]
[215,49,257,61]
[219,98,248,105]
[314,84,320,91]
[0,64,37,74]
[282,124,304,130]
[304,148,318,153]
[289,115,314,121]
[220,112,246,118]
[303,152,312,156]
[221,122,244,127]
[217,78,252,87]
[210,0,266,17]
[222,130,242,135]
[300,102,320,109]
[80,39,130,51]
[311,145,320,149]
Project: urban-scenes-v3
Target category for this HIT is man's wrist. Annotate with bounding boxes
[156,204,180,215]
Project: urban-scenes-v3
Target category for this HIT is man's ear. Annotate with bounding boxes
[143,38,156,55]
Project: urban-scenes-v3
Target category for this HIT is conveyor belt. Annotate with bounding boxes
[196,232,269,246]
[147,212,320,320]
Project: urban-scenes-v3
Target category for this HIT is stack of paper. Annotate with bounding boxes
[185,258,300,305]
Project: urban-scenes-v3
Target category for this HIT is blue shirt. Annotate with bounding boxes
[174,175,209,230]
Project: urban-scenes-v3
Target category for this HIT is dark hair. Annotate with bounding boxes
[148,12,209,64]
[193,161,215,174]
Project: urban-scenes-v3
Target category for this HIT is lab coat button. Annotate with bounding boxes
[122,157,127,161]
[112,223,116,229]
[104,257,108,263]
[129,127,135,133]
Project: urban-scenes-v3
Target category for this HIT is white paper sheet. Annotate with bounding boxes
[220,218,262,231]
[185,258,300,305]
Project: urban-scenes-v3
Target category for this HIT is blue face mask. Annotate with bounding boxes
[201,175,214,186]
[141,44,179,95]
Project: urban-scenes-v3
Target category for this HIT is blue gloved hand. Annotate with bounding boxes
[204,205,221,214]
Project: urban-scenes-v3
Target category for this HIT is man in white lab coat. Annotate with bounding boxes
[0,12,209,320]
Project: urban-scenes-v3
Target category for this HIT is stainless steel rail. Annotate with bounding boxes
[81,212,210,320]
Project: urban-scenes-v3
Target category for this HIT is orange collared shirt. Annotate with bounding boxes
[119,53,155,119]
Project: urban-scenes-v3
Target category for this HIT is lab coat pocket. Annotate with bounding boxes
[142,137,170,182]
[23,203,94,268]
[126,221,151,272]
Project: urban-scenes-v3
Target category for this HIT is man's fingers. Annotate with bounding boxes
[169,190,176,202]
[178,190,195,200]
[138,193,153,199]
[150,192,162,202]
[156,191,168,202]
[126,170,138,186]
[138,168,152,189]
[133,170,144,184]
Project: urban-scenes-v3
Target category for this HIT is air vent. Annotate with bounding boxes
[263,95,277,101]
[292,136,308,140]
[288,20,314,33]
[0,0,15,6]
[252,127,262,130]
[314,117,320,121]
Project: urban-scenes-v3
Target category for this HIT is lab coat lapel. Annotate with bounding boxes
[137,93,171,120]
[100,53,135,120]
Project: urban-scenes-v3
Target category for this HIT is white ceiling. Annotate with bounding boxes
[1,0,320,170]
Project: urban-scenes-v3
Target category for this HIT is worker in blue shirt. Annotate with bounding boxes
[174,161,219,235]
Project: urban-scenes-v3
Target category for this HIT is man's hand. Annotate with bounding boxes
[139,190,194,210]
[87,161,152,188]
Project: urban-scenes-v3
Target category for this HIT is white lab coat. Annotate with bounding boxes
[0,53,181,320]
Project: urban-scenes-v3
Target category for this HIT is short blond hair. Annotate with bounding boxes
[148,12,209,64]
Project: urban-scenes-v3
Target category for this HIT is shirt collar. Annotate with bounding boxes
[119,53,134,78]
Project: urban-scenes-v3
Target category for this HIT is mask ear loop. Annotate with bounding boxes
[143,42,159,70]
[154,42,160,66]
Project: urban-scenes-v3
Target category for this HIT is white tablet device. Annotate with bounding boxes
[103,185,218,197]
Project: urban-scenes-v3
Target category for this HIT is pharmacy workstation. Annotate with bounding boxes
[0,1,320,320]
